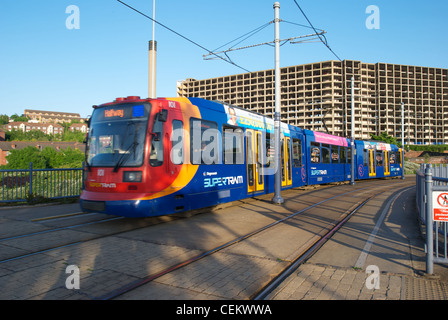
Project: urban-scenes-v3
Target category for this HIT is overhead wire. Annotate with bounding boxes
[116,0,251,73]
[211,21,273,53]
[292,0,342,61]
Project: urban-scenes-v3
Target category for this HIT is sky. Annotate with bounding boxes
[0,0,447,118]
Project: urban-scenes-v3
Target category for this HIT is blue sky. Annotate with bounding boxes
[1,0,447,118]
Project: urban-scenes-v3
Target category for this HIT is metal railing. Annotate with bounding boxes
[416,164,448,274]
[0,163,83,203]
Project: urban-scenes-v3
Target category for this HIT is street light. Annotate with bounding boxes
[148,0,157,99]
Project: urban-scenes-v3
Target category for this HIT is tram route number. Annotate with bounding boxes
[432,192,448,222]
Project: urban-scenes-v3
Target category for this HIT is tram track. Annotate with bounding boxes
[253,184,417,300]
[251,195,377,300]
[0,213,182,265]
[0,182,343,266]
[0,178,414,300]
[97,179,414,300]
[0,216,124,243]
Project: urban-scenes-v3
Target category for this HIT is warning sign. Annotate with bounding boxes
[433,192,448,222]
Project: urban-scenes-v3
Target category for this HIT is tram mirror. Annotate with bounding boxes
[159,109,168,122]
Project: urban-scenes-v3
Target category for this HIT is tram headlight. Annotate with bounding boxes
[123,171,142,182]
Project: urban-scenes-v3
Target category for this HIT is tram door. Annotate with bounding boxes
[246,130,264,193]
[281,137,292,187]
[384,150,390,176]
[368,149,376,177]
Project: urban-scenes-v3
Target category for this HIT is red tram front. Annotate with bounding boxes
[80,96,198,217]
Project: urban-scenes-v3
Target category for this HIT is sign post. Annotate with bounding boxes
[425,165,433,275]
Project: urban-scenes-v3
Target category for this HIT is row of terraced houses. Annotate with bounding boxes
[0,109,88,166]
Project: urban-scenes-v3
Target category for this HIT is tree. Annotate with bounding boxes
[6,129,52,142]
[2,146,85,169]
[0,114,9,125]
[370,132,400,147]
[10,114,29,122]
[4,147,46,169]
[41,147,61,168]
[58,147,85,168]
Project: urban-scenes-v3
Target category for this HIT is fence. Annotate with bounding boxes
[416,164,448,275]
[0,163,84,203]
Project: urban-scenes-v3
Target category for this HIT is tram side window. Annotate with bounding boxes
[223,125,244,164]
[321,144,331,164]
[190,118,219,165]
[150,113,164,167]
[389,152,396,165]
[391,151,401,165]
[331,145,339,163]
[363,149,368,168]
[265,133,274,167]
[292,139,302,167]
[376,151,383,167]
[310,142,320,163]
[340,147,347,163]
[171,120,184,165]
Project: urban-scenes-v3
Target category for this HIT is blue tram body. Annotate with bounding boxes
[80,96,403,217]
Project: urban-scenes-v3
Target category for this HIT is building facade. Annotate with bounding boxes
[177,60,448,145]
[5,122,64,136]
[24,109,85,124]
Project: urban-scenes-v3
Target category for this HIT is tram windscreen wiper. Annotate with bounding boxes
[113,140,139,172]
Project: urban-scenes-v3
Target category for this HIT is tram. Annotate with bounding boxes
[80,96,402,217]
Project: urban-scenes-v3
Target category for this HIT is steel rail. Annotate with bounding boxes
[98,185,378,300]
[252,185,415,300]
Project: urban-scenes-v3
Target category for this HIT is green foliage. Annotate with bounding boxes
[404,161,420,174]
[6,129,51,142]
[370,132,400,146]
[408,145,448,153]
[5,126,86,143]
[55,130,86,143]
[2,146,84,169]
[3,147,47,169]
[56,147,85,168]
[0,114,9,125]
[10,114,29,122]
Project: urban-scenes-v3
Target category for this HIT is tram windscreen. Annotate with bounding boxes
[86,104,151,168]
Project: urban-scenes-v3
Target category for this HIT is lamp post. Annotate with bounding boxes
[148,0,157,99]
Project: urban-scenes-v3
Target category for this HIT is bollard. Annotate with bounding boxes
[425,164,434,275]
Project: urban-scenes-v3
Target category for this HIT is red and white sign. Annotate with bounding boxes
[433,192,448,222]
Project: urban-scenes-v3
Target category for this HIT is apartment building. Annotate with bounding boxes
[5,122,64,135]
[177,60,448,145]
[24,109,85,124]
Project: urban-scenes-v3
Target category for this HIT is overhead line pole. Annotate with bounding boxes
[350,77,355,185]
[272,2,284,204]
[202,2,325,204]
